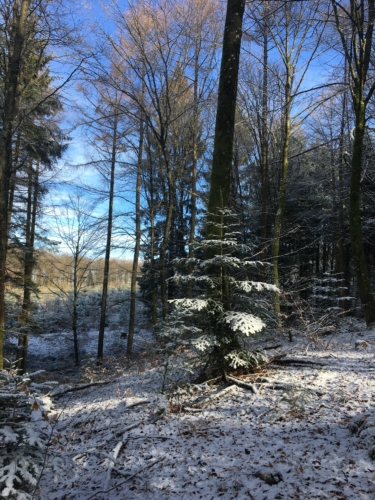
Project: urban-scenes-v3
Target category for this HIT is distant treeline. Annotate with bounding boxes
[7,251,139,295]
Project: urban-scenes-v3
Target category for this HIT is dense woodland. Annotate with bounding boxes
[1,0,375,371]
[2,0,375,498]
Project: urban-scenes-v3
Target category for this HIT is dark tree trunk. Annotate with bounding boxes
[98,113,118,364]
[206,0,245,239]
[271,60,291,323]
[187,40,200,297]
[331,0,375,325]
[206,0,245,368]
[16,160,39,374]
[0,0,31,369]
[73,254,79,365]
[260,8,269,254]
[127,113,144,357]
[349,99,375,324]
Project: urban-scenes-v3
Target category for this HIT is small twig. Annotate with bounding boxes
[23,370,46,379]
[185,385,236,409]
[263,353,287,366]
[115,420,143,437]
[104,441,124,491]
[32,399,68,499]
[271,358,327,367]
[50,380,112,398]
[85,459,160,500]
[225,375,258,393]
[125,399,150,409]
[257,407,276,419]
[263,344,283,351]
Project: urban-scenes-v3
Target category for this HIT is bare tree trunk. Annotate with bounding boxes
[188,38,200,288]
[207,0,245,238]
[331,0,375,325]
[149,208,158,325]
[271,58,291,323]
[350,98,375,324]
[336,87,350,311]
[6,133,21,245]
[127,114,144,357]
[16,160,39,374]
[260,6,269,254]
[73,253,79,365]
[206,0,245,367]
[159,177,174,320]
[0,0,31,369]
[97,113,118,364]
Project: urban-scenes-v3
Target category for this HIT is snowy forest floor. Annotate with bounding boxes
[18,319,375,499]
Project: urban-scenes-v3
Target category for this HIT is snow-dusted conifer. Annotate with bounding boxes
[0,370,53,499]
[159,211,278,379]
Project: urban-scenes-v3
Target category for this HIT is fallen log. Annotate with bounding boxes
[50,380,112,398]
[185,385,236,409]
[271,358,327,367]
[225,375,258,393]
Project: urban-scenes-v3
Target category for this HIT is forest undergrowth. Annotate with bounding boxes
[2,316,375,500]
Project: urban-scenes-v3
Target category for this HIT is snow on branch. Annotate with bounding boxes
[168,299,209,311]
[236,281,279,293]
[223,311,265,336]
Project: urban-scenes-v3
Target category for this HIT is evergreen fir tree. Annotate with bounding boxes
[158,211,278,381]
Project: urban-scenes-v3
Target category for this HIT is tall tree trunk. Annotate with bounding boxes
[260,5,269,254]
[334,0,375,324]
[0,0,31,369]
[97,113,118,364]
[206,0,245,238]
[159,178,174,319]
[350,97,375,324]
[145,139,158,325]
[271,58,291,323]
[6,133,21,245]
[187,38,200,291]
[127,113,144,357]
[16,160,39,374]
[73,253,79,365]
[149,207,158,325]
[331,0,375,325]
[336,89,349,311]
[206,0,245,367]
[159,140,175,320]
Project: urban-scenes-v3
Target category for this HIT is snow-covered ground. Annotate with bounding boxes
[26,320,375,499]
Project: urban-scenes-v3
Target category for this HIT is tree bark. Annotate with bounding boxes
[271,56,291,323]
[206,0,245,239]
[350,98,375,324]
[73,253,79,365]
[331,0,375,325]
[98,113,118,364]
[188,37,200,289]
[16,160,39,374]
[0,0,31,369]
[206,0,245,368]
[260,6,269,254]
[127,113,144,357]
